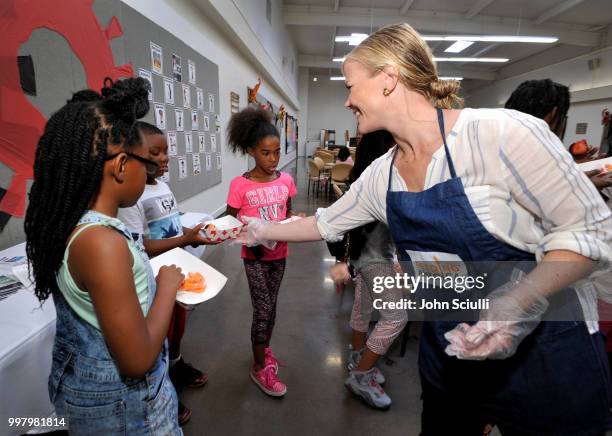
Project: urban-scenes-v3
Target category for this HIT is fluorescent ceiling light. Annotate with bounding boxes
[423,35,557,43]
[434,57,508,62]
[439,77,463,81]
[445,40,474,53]
[335,33,369,46]
[330,76,346,80]
[332,57,346,62]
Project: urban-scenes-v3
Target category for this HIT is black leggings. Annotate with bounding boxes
[244,258,286,345]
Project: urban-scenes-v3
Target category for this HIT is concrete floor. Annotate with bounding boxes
[180,157,424,435]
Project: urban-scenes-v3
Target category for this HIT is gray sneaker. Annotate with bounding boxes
[344,368,392,409]
[347,346,386,385]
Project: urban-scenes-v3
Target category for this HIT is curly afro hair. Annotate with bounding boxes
[226,106,279,154]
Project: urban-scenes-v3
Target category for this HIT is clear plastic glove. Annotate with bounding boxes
[234,216,277,249]
[444,281,549,360]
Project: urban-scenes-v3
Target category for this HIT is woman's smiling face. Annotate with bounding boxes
[343,59,388,134]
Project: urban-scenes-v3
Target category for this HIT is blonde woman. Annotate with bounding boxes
[239,23,612,434]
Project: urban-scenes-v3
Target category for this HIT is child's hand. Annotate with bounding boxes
[184,223,222,246]
[156,264,184,293]
[297,212,306,218]
[330,262,351,285]
[585,169,612,190]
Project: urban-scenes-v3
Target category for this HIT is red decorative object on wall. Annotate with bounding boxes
[0,0,133,217]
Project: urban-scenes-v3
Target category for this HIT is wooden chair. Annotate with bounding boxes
[307,159,327,197]
[315,150,335,164]
[331,162,353,191]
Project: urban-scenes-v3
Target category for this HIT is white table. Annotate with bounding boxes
[0,243,56,435]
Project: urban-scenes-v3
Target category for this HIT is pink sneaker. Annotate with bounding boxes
[250,364,287,397]
[264,347,280,373]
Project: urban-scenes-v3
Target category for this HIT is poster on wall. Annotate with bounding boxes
[138,69,153,101]
[285,115,293,154]
[191,110,198,131]
[171,53,182,82]
[163,77,174,105]
[185,133,193,153]
[150,42,163,75]
[203,115,209,131]
[205,153,212,171]
[178,156,188,179]
[167,131,177,156]
[154,103,166,130]
[230,91,239,113]
[210,134,217,152]
[188,59,196,84]
[196,88,204,110]
[198,133,206,153]
[175,108,184,132]
[182,84,191,109]
[208,93,215,112]
[192,154,201,175]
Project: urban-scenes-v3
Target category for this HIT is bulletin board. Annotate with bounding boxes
[0,0,221,243]
[100,0,222,201]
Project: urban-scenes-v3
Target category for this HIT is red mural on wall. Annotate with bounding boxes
[0,0,132,218]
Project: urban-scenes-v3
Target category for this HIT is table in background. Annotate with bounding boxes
[0,243,56,435]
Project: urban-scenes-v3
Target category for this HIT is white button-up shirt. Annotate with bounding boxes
[316,108,612,332]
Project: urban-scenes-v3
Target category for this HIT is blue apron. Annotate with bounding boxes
[386,109,611,435]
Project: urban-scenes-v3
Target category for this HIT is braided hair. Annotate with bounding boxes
[24,77,150,302]
[226,106,279,154]
[504,79,570,130]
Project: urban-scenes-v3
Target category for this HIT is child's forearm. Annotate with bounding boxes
[143,284,177,353]
[144,235,192,257]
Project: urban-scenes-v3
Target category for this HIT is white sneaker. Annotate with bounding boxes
[344,368,392,409]
[347,346,386,385]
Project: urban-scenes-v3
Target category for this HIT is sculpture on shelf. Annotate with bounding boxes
[248,77,261,104]
[276,104,285,128]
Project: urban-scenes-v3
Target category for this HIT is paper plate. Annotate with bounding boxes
[577,156,612,172]
[148,248,227,305]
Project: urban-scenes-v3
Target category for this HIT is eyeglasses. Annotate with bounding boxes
[105,152,159,174]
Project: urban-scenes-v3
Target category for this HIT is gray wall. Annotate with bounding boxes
[306,77,357,145]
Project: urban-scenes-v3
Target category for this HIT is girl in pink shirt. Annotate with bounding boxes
[225,107,297,397]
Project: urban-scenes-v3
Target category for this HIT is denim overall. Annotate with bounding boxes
[48,211,181,435]
[387,109,611,435]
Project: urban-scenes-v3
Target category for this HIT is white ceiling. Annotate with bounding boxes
[283,0,612,89]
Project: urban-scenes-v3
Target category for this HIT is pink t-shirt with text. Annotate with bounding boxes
[227,172,297,260]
